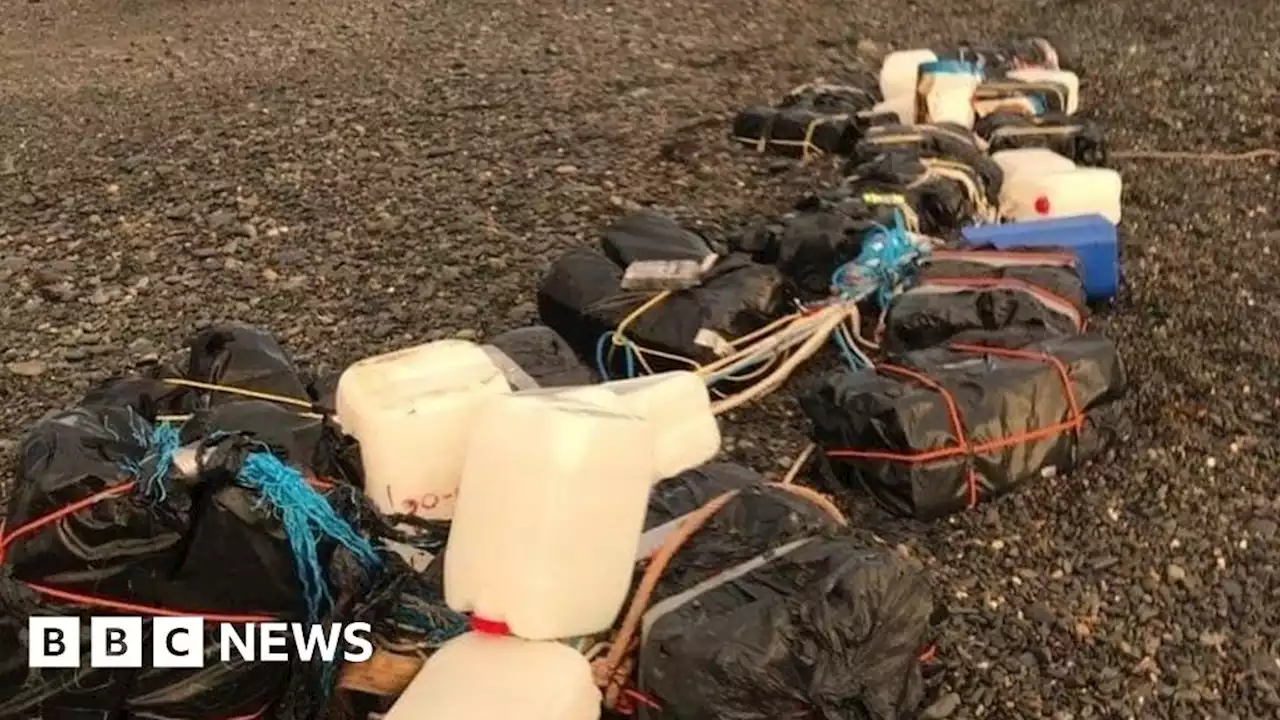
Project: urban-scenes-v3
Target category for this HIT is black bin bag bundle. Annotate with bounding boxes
[879,247,1088,353]
[629,464,937,720]
[850,123,1004,201]
[731,82,882,159]
[538,212,792,376]
[797,332,1127,521]
[975,110,1108,166]
[730,192,884,299]
[0,324,389,720]
[840,150,991,237]
[484,326,598,390]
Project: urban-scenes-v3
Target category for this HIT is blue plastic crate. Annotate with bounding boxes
[960,214,1119,301]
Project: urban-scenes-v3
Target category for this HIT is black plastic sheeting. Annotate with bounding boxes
[731,83,883,159]
[731,198,880,299]
[486,325,598,389]
[840,151,989,236]
[880,248,1088,353]
[0,324,380,720]
[849,124,1004,205]
[798,332,1126,521]
[633,469,936,720]
[601,212,716,267]
[538,213,792,375]
[975,111,1108,166]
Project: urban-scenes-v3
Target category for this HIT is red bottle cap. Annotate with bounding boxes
[470,616,511,635]
[1034,196,1051,215]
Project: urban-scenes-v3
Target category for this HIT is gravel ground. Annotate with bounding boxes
[3,0,1279,718]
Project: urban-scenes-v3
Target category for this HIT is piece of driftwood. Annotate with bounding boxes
[339,649,426,697]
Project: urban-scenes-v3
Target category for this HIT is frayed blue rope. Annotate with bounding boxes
[116,412,181,502]
[831,210,922,306]
[392,603,469,646]
[237,450,382,622]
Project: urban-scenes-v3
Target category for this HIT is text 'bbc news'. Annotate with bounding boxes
[28,617,374,668]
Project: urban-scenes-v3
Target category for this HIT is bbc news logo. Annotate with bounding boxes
[28,617,374,668]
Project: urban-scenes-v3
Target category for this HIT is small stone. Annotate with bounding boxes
[18,192,36,206]
[506,302,535,323]
[7,359,48,377]
[128,338,158,356]
[455,329,479,340]
[262,268,280,282]
[554,164,579,175]
[37,283,77,303]
[1029,602,1057,626]
[1166,564,1187,583]
[87,289,112,306]
[207,210,236,229]
[1248,518,1276,540]
[856,39,883,60]
[922,692,961,718]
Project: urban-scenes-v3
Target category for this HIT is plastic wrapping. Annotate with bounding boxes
[633,483,935,720]
[841,151,991,235]
[731,203,878,298]
[731,83,880,158]
[601,212,715,267]
[798,333,1126,520]
[486,325,598,389]
[186,324,313,405]
[850,123,1003,206]
[0,326,379,719]
[538,215,791,376]
[881,247,1088,352]
[975,111,1108,166]
[732,106,864,158]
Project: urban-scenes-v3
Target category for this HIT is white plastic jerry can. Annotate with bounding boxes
[384,633,602,720]
[509,371,720,481]
[334,340,511,519]
[1004,167,1123,225]
[915,60,984,128]
[879,48,939,103]
[445,390,657,640]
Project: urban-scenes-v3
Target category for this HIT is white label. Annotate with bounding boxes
[693,328,733,356]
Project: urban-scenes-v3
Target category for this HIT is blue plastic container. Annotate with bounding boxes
[961,214,1119,301]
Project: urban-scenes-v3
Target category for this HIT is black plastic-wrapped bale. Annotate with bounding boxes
[731,200,880,299]
[732,105,862,158]
[538,215,791,375]
[850,123,1004,207]
[0,327,378,719]
[841,151,989,235]
[601,211,716,267]
[484,325,597,389]
[975,111,1108,166]
[634,486,935,720]
[780,82,880,114]
[186,323,313,405]
[881,247,1088,353]
[798,333,1126,520]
